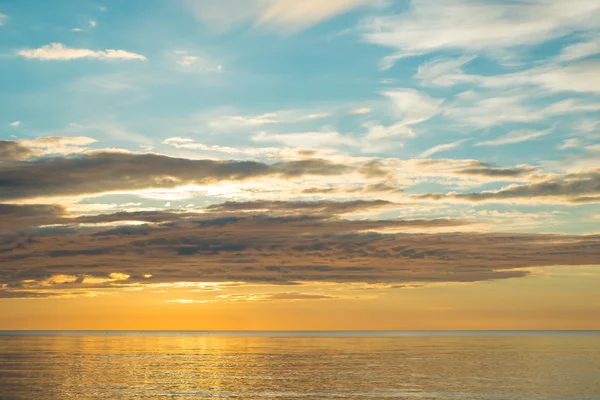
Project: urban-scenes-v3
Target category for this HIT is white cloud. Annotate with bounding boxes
[304,113,331,119]
[17,43,146,61]
[20,136,97,148]
[441,89,600,129]
[206,109,337,131]
[250,89,440,152]
[0,13,6,26]
[71,28,83,32]
[63,122,151,145]
[586,143,600,152]
[163,137,281,156]
[211,112,280,129]
[530,61,600,94]
[173,51,223,72]
[420,140,465,158]
[475,129,551,147]
[384,88,443,125]
[419,56,600,94]
[364,0,600,63]
[558,138,581,150]
[9,121,20,127]
[252,121,413,153]
[165,299,210,304]
[19,136,98,156]
[89,20,97,28]
[415,56,477,87]
[349,107,372,114]
[178,55,199,67]
[186,0,379,33]
[7,136,98,159]
[253,130,357,148]
[362,121,414,141]
[555,36,600,63]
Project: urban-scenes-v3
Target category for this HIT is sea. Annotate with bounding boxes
[0,331,599,399]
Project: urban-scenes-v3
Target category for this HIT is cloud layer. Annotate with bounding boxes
[17,43,147,61]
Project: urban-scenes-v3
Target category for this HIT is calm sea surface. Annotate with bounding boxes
[0,331,599,399]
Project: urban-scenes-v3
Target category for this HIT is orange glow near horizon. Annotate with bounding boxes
[2,265,598,330]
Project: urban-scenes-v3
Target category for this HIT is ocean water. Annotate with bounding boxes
[0,331,599,399]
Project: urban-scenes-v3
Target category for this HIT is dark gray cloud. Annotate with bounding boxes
[358,160,391,178]
[419,170,600,203]
[0,200,398,233]
[0,141,39,161]
[0,204,65,230]
[0,206,598,298]
[204,200,393,214]
[0,151,350,201]
[455,164,535,177]
[301,183,403,194]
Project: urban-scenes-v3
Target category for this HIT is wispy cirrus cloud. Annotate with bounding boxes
[475,129,551,147]
[186,0,380,33]
[364,0,600,67]
[420,140,465,158]
[17,43,147,61]
[418,55,600,95]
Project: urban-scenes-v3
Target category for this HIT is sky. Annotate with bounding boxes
[0,0,599,330]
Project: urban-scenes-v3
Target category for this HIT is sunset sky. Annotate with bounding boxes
[0,0,599,330]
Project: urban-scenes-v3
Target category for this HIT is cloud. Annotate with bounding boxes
[304,113,331,119]
[301,183,403,195]
[363,0,600,64]
[421,57,600,95]
[204,199,393,215]
[17,43,146,61]
[0,141,38,161]
[384,89,442,125]
[0,207,598,298]
[211,112,280,129]
[420,140,465,158]
[0,204,66,230]
[186,0,379,33]
[415,56,477,87]
[0,136,97,161]
[214,292,336,302]
[0,150,351,201]
[253,130,358,148]
[20,136,98,153]
[251,90,442,153]
[555,36,600,63]
[475,129,551,147]
[420,170,600,204]
[0,13,6,26]
[349,107,372,114]
[178,55,199,67]
[89,20,97,28]
[164,292,337,304]
[454,164,536,178]
[558,139,582,150]
[163,137,280,157]
[9,121,20,127]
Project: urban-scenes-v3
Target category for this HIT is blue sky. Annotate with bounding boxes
[1,0,600,236]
